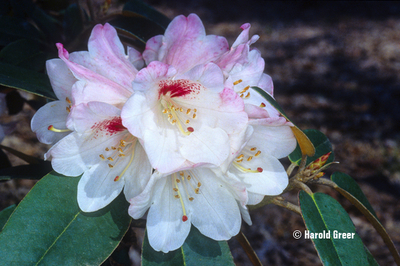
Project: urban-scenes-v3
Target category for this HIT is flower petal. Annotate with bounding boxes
[56,43,132,107]
[143,14,229,73]
[247,124,297,159]
[189,168,242,241]
[146,177,191,252]
[31,101,70,145]
[77,162,125,212]
[46,59,76,101]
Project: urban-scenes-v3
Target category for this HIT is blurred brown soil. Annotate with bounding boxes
[1,1,400,265]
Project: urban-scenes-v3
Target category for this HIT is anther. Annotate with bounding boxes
[185,120,190,124]
[245,92,251,98]
[257,167,263,172]
[114,176,121,181]
[255,151,261,156]
[173,188,179,192]
[66,106,71,113]
[250,147,257,151]
[182,215,188,222]
[66,97,72,104]
[189,197,194,201]
[187,127,194,132]
[260,102,266,107]
[186,109,191,114]
[176,179,180,183]
[105,147,110,151]
[192,114,196,119]
[247,156,253,161]
[233,79,243,85]
[108,164,114,168]
[99,154,105,160]
[107,157,113,161]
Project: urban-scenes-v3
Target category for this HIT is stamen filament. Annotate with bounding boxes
[48,125,71,133]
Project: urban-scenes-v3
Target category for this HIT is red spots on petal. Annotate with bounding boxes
[91,117,126,138]
[182,215,188,222]
[158,79,201,99]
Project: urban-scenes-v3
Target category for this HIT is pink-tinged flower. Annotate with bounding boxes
[121,14,249,175]
[129,168,248,252]
[124,14,296,253]
[216,22,297,205]
[31,23,152,211]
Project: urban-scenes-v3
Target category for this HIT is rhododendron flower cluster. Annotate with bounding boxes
[31,13,297,252]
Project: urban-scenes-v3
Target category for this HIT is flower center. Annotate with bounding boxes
[233,146,264,173]
[158,79,201,136]
[98,134,137,182]
[171,170,202,222]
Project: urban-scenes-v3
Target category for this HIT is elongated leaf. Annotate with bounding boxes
[251,86,315,157]
[0,16,43,45]
[109,11,168,48]
[289,129,334,166]
[0,39,46,71]
[0,171,131,265]
[299,191,369,265]
[0,62,55,99]
[331,172,377,218]
[64,4,84,41]
[0,205,16,231]
[123,0,170,29]
[327,173,400,265]
[142,226,235,266]
[0,144,41,164]
[0,162,52,180]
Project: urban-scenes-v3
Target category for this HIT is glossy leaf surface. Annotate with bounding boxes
[299,191,369,265]
[142,226,235,266]
[0,172,131,265]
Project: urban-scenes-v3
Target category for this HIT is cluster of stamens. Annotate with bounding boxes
[233,79,268,108]
[65,97,72,113]
[171,171,202,222]
[233,147,263,173]
[161,101,196,136]
[98,136,136,182]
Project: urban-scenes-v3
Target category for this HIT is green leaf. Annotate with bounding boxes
[288,129,334,166]
[251,86,315,157]
[108,11,168,49]
[142,226,235,266]
[123,0,170,29]
[299,191,369,265]
[64,4,84,41]
[0,171,131,265]
[328,173,400,265]
[0,205,16,231]
[0,39,46,72]
[0,16,43,46]
[331,172,377,218]
[0,62,55,99]
[0,162,52,181]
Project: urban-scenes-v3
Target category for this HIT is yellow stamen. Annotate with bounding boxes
[47,125,71,133]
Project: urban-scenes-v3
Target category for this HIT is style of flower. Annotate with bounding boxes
[124,14,297,253]
[31,23,152,212]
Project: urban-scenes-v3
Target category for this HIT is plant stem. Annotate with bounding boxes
[235,231,262,266]
[272,197,301,215]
